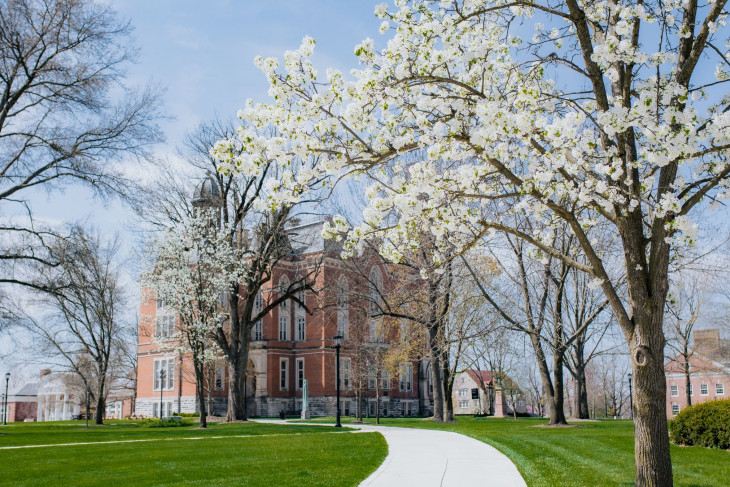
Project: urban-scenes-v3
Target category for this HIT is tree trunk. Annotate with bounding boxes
[227,340,249,421]
[572,365,590,419]
[441,347,455,422]
[529,332,565,424]
[95,375,106,425]
[428,327,444,422]
[551,353,567,424]
[195,360,208,428]
[683,353,691,408]
[632,342,673,486]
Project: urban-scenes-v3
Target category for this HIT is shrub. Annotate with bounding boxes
[175,412,200,418]
[669,399,730,449]
[140,417,196,428]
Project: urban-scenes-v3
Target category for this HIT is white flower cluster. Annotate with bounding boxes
[214,0,730,270]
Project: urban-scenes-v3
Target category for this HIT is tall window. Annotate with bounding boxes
[369,320,383,343]
[279,275,290,309]
[367,359,375,390]
[297,291,305,310]
[340,358,351,390]
[690,384,694,396]
[382,369,390,390]
[280,358,288,390]
[215,366,224,390]
[296,316,306,341]
[399,363,413,392]
[336,276,348,339]
[369,267,382,315]
[156,300,175,339]
[252,320,263,341]
[153,358,175,391]
[279,316,289,340]
[296,358,305,390]
[254,292,263,313]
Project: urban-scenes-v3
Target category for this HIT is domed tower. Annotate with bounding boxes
[192,174,222,224]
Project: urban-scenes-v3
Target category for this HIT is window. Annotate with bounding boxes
[296,316,306,341]
[518,400,525,406]
[153,358,175,391]
[369,401,376,416]
[254,292,263,312]
[152,402,158,417]
[716,383,725,395]
[382,402,388,416]
[369,267,382,315]
[280,358,288,390]
[279,275,290,309]
[670,385,678,397]
[459,389,468,397]
[690,384,694,396]
[367,360,376,390]
[402,402,412,416]
[215,367,224,390]
[343,400,351,416]
[427,368,433,395]
[252,320,263,341]
[279,316,288,340]
[297,291,305,310]
[671,404,680,415]
[369,320,377,342]
[382,369,390,390]
[155,300,176,339]
[296,358,305,390]
[459,401,469,409]
[341,358,351,389]
[399,363,413,392]
[701,384,708,396]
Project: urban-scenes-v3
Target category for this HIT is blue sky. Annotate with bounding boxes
[2,0,384,378]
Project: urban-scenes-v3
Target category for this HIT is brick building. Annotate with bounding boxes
[134,178,428,418]
[665,328,730,418]
[2,382,38,422]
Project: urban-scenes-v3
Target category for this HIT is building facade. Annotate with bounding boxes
[135,180,428,418]
[451,370,526,417]
[665,329,730,418]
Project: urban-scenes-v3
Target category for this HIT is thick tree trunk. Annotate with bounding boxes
[529,332,566,424]
[441,347,455,422]
[551,354,567,424]
[683,353,691,407]
[95,375,106,425]
[572,365,590,419]
[428,327,445,422]
[632,340,673,486]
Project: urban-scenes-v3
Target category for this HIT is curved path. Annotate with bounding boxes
[256,420,526,486]
[354,423,527,487]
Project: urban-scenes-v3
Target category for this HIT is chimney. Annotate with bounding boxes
[40,369,52,378]
[694,329,721,356]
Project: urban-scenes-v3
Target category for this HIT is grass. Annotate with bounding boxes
[0,420,387,486]
[294,416,730,487]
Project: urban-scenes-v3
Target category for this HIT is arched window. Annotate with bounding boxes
[369,266,382,315]
[336,275,348,339]
[279,275,290,309]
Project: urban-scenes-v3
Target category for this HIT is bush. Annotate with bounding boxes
[140,417,196,428]
[669,399,730,449]
[175,412,200,418]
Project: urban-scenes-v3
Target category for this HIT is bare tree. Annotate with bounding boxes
[0,0,162,293]
[21,226,130,424]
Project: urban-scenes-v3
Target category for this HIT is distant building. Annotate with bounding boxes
[452,370,527,417]
[665,328,730,418]
[36,369,83,421]
[2,382,38,422]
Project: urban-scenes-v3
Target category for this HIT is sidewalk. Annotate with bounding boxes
[255,420,527,486]
[355,423,527,487]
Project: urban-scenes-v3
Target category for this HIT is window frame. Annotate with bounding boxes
[700,383,709,396]
[670,385,678,397]
[716,383,724,395]
[280,358,289,391]
[296,358,305,390]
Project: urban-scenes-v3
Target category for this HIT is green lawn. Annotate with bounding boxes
[295,416,730,487]
[0,421,387,486]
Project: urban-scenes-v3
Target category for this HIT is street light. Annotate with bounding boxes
[3,372,9,425]
[159,369,166,419]
[628,373,633,420]
[333,334,343,428]
[487,380,494,416]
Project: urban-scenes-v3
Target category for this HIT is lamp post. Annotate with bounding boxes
[333,334,343,428]
[487,380,494,416]
[3,372,10,425]
[159,369,166,419]
[628,373,633,420]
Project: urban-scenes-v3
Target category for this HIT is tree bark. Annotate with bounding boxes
[95,373,106,425]
[441,346,455,422]
[428,327,445,422]
[572,365,590,419]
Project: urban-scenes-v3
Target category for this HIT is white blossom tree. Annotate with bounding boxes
[143,211,245,427]
[213,0,730,483]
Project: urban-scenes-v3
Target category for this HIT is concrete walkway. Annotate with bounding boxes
[256,420,526,486]
[354,423,527,487]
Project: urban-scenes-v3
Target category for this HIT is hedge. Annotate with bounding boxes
[668,398,730,449]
